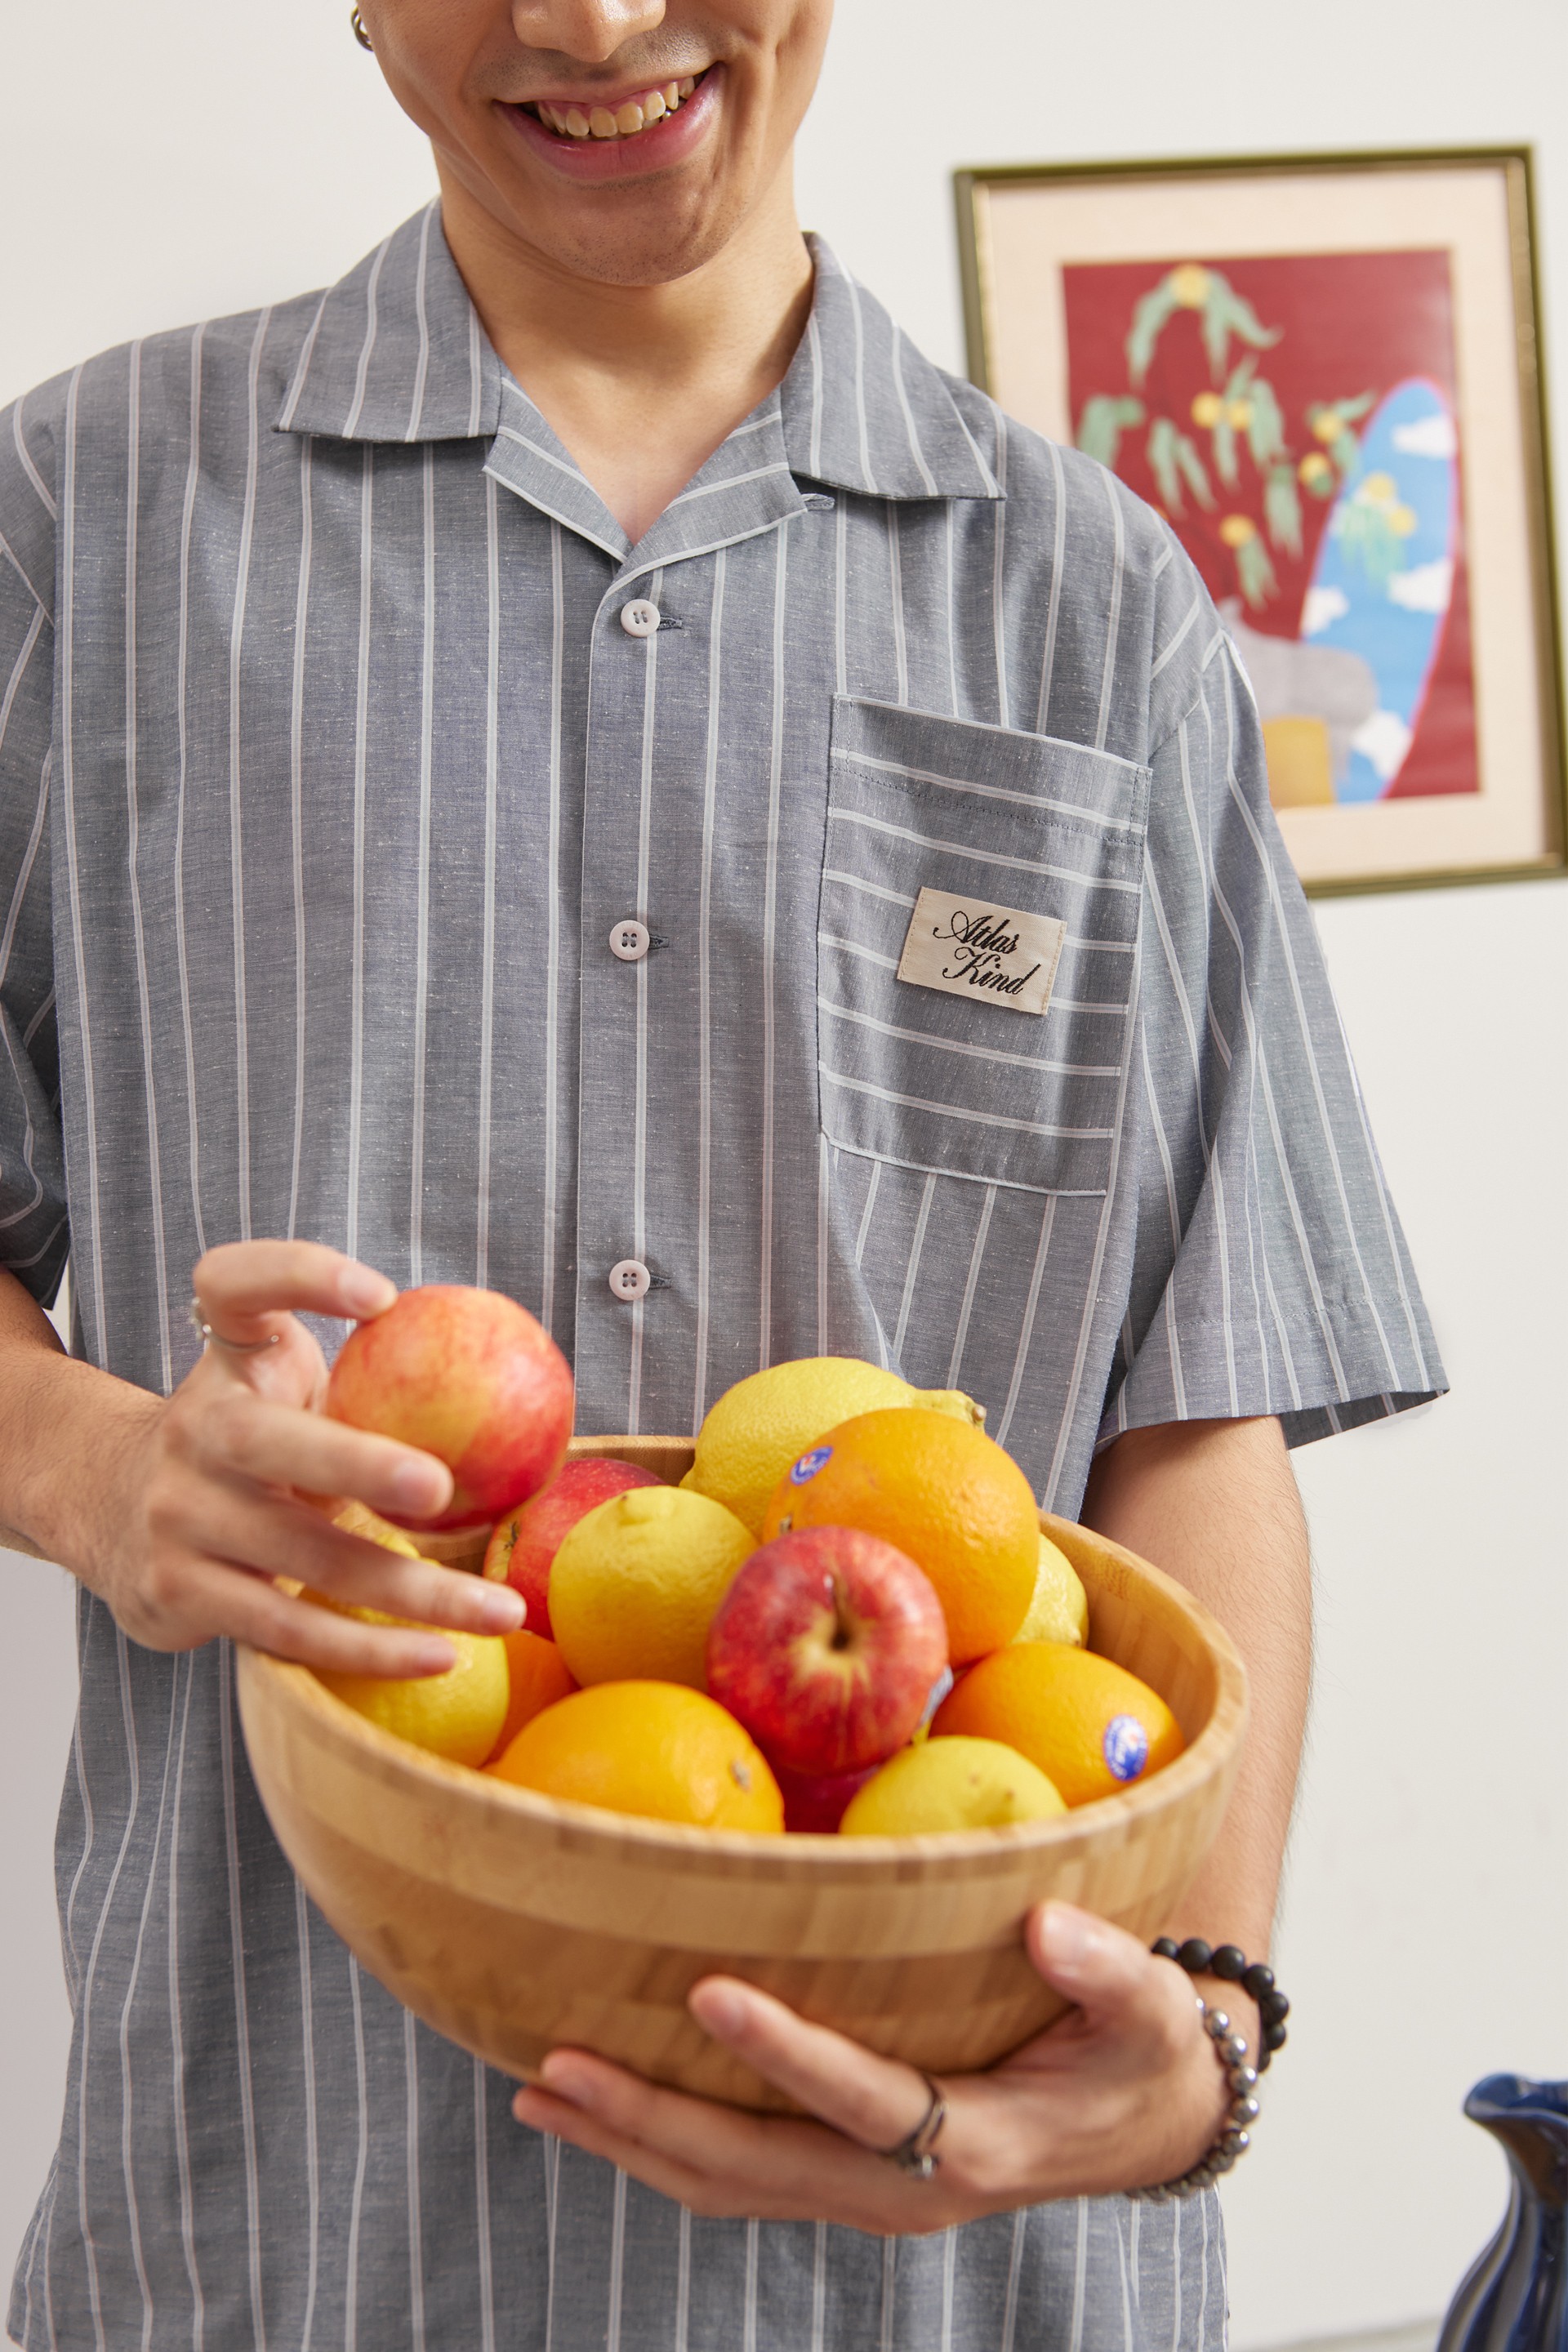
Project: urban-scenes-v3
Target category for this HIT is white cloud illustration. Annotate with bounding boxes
[1352,709,1414,782]
[1388,559,1454,613]
[1391,412,1458,460]
[1301,585,1349,636]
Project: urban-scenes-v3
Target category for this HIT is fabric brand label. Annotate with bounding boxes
[895,887,1066,1018]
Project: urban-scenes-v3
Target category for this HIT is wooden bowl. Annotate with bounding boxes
[237,1437,1247,2110]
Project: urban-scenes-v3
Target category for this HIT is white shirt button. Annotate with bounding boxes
[609,1258,652,1301]
[609,918,651,963]
[620,599,661,638]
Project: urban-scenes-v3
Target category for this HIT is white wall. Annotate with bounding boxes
[3,1,1566,2344]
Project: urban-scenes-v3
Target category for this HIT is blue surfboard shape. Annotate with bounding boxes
[1298,378,1459,803]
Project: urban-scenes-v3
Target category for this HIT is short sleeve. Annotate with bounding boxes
[1101,630,1445,1450]
[0,393,67,1306]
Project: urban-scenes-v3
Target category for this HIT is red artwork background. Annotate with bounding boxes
[1061,249,1477,799]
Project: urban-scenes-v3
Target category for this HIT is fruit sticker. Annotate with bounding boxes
[790,1446,834,1486]
[1102,1714,1150,1783]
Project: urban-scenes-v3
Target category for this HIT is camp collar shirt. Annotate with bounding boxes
[2,204,1441,2352]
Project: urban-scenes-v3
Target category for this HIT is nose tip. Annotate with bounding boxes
[510,0,668,66]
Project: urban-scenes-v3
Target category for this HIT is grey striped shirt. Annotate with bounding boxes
[2,206,1441,2351]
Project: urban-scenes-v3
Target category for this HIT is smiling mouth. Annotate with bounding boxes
[520,70,706,142]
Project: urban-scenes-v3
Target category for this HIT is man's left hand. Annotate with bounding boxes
[510,1900,1234,2231]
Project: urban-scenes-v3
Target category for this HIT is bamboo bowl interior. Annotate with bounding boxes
[238,1437,1248,2110]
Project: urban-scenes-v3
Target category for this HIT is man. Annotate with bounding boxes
[0,0,1441,2345]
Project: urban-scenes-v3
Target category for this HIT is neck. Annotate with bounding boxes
[436,167,815,543]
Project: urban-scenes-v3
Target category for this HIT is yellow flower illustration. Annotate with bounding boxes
[1226,400,1253,430]
[1191,390,1223,429]
[1312,412,1343,444]
[1298,452,1334,488]
[1218,514,1257,548]
[1170,263,1211,310]
[1359,472,1397,506]
[1388,504,1418,536]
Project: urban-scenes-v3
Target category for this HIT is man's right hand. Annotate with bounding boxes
[3,1241,525,1677]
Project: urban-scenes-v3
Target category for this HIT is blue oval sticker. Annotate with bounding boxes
[1102,1714,1149,1783]
[789,1445,834,1486]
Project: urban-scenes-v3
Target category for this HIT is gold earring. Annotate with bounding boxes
[350,7,373,49]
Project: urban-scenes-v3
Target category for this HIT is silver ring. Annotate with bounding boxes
[188,1296,281,1354]
[880,2074,947,2178]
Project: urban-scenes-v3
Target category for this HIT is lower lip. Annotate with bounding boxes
[501,68,720,184]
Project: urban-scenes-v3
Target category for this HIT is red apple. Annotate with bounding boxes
[706,1526,948,1777]
[482,1458,662,1642]
[768,1758,880,1834]
[325,1284,573,1531]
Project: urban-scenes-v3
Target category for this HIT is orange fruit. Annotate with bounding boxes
[933,1643,1183,1806]
[492,1630,577,1759]
[490,1681,783,1833]
[760,1408,1037,1664]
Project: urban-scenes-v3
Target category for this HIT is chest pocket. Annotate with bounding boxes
[817,697,1149,1197]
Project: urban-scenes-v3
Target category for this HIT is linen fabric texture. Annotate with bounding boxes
[1,205,1442,2352]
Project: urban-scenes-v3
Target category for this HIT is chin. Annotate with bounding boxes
[512,195,746,291]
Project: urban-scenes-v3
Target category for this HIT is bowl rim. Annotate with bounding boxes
[239,1510,1247,1876]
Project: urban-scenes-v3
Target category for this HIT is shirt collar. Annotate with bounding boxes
[276,208,1000,506]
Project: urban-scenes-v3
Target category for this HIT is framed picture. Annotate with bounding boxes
[955,147,1567,895]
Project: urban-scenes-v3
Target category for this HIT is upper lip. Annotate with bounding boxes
[508,66,710,110]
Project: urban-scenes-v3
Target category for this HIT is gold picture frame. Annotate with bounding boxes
[955,147,1567,897]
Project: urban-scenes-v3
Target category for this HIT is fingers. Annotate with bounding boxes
[511,2060,932,2231]
[1024,1902,1199,2075]
[183,1388,452,1524]
[196,1565,464,1678]
[193,1242,396,1338]
[686,1979,937,2153]
[143,1476,520,1639]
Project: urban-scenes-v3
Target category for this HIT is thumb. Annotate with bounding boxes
[1025,1902,1181,2047]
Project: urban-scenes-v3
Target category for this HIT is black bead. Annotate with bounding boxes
[1259,1989,1291,2027]
[1176,1938,1213,1975]
[1210,1944,1246,1981]
[1264,2020,1289,2051]
[1256,2043,1272,2073]
[1151,1936,1180,1961]
[1241,1962,1275,2001]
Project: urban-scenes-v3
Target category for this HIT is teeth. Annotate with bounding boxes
[535,74,701,138]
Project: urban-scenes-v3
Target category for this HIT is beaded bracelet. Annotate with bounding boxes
[1129,1938,1290,2203]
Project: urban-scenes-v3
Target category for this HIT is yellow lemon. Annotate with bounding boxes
[314,1624,509,1768]
[492,1681,783,1832]
[933,1643,1183,1808]
[840,1736,1066,1835]
[1011,1534,1088,1647]
[549,1485,755,1688]
[332,1498,422,1557]
[688,1357,983,1537]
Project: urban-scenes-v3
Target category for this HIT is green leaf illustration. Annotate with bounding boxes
[1174,432,1215,510]
[1263,463,1303,557]
[1077,394,1145,469]
[1203,281,1281,381]
[1245,378,1287,472]
[1212,410,1240,489]
[1236,531,1278,609]
[1126,283,1179,388]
